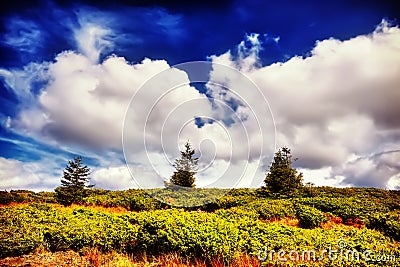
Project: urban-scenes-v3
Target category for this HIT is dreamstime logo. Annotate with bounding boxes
[122,61,275,207]
[257,238,397,263]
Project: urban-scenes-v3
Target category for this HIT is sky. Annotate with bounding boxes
[0,0,400,191]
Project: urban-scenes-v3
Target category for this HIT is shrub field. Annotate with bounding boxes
[0,187,399,266]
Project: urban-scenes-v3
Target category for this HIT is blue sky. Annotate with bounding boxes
[0,0,400,191]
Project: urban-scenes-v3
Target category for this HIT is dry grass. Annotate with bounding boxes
[0,249,262,267]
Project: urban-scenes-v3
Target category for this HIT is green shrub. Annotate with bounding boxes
[295,204,327,229]
[215,206,259,221]
[1,203,400,266]
[0,204,138,257]
[83,189,164,211]
[297,197,390,223]
[367,212,400,241]
[247,199,297,220]
[2,189,400,266]
[0,191,13,205]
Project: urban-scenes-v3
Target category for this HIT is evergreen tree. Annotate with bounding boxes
[264,147,303,196]
[169,141,198,187]
[55,156,94,206]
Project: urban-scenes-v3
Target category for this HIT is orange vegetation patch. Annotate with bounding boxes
[0,250,89,267]
[69,204,130,214]
[86,249,262,267]
[209,253,261,267]
[0,202,30,208]
[344,218,364,229]
[322,216,364,229]
[321,216,343,229]
[265,217,300,227]
[0,250,262,267]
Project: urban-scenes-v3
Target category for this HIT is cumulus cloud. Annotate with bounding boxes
[335,150,400,188]
[122,61,267,188]
[74,24,113,63]
[2,18,400,190]
[91,166,134,190]
[208,20,400,188]
[0,157,58,191]
[5,53,173,150]
[2,51,224,189]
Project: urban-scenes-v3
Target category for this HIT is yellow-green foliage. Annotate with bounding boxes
[297,196,391,222]
[247,199,297,220]
[367,211,400,241]
[295,204,327,229]
[1,203,400,266]
[0,204,138,258]
[1,187,400,266]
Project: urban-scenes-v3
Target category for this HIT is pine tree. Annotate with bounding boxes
[169,141,198,187]
[55,156,94,206]
[264,147,303,197]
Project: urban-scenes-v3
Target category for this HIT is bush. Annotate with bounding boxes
[367,212,400,241]
[295,204,327,229]
[0,204,138,257]
[0,191,13,205]
[297,197,390,223]
[1,203,400,266]
[247,199,297,220]
[83,189,164,211]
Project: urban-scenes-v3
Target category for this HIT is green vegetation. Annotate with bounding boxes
[0,190,56,204]
[55,156,94,206]
[294,204,327,229]
[1,187,399,266]
[367,212,400,241]
[263,147,303,197]
[168,140,199,188]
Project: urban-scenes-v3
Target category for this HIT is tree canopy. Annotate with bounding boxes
[169,141,198,188]
[264,147,303,196]
[55,156,94,206]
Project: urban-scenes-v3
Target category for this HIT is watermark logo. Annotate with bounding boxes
[257,238,397,263]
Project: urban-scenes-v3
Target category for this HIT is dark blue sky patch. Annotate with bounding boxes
[194,117,215,129]
[1,0,398,67]
[0,82,19,115]
[194,117,205,128]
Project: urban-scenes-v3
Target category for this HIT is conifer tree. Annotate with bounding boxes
[169,141,198,187]
[264,147,303,196]
[55,156,94,206]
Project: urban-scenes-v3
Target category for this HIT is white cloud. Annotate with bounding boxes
[122,62,267,188]
[0,62,49,103]
[0,157,55,191]
[8,53,174,150]
[74,23,113,63]
[334,150,400,188]
[387,174,400,190]
[208,33,263,73]
[2,20,400,190]
[91,166,134,190]
[5,117,11,128]
[299,167,344,187]
[3,51,225,189]
[208,20,400,188]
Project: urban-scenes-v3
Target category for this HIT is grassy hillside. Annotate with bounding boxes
[0,187,399,266]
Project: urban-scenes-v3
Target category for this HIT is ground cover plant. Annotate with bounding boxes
[1,187,399,266]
